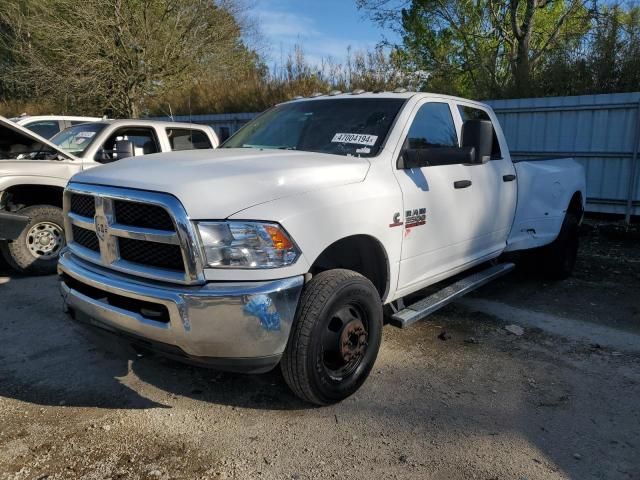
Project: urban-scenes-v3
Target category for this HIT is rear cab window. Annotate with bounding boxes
[457,105,502,159]
[166,128,213,151]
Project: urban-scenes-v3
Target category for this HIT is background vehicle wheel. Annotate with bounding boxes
[1,205,65,275]
[538,213,579,280]
[281,269,383,405]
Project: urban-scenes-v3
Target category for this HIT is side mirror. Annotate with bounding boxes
[94,148,110,163]
[398,146,475,169]
[461,119,493,164]
[114,139,135,160]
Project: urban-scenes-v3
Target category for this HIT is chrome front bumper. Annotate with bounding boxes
[58,250,304,373]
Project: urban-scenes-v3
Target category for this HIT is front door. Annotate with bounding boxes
[393,100,478,294]
[454,104,517,256]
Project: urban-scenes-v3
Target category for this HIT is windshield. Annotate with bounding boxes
[51,122,107,156]
[222,98,406,157]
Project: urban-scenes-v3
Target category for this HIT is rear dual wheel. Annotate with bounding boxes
[281,269,383,405]
[538,213,579,280]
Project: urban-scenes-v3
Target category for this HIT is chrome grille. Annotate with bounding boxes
[63,183,204,285]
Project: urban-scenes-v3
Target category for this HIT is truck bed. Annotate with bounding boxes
[505,157,586,252]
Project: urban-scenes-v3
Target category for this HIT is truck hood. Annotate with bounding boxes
[0,115,73,161]
[71,148,370,218]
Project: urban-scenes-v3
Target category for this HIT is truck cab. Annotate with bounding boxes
[0,117,218,274]
[57,92,585,405]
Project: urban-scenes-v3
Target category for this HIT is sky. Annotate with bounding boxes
[252,0,400,68]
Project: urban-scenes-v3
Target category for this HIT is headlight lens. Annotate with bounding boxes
[196,221,300,269]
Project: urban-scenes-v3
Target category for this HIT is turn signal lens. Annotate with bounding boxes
[265,225,294,250]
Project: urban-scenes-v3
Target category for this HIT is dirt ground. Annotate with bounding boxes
[0,221,639,480]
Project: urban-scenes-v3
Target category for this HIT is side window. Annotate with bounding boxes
[96,128,160,162]
[457,105,502,159]
[407,102,458,149]
[26,121,61,139]
[166,128,212,151]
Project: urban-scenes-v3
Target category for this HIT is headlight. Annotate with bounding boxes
[196,221,300,269]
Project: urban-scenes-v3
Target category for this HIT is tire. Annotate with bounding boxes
[1,205,65,275]
[281,269,383,405]
[538,213,579,280]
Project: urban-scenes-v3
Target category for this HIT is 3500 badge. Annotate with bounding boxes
[405,208,427,228]
[389,208,427,228]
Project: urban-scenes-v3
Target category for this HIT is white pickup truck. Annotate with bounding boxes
[58,92,585,405]
[0,117,218,274]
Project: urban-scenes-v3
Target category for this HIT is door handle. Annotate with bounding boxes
[453,180,472,189]
[503,174,516,182]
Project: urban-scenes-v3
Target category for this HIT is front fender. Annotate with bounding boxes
[221,178,404,301]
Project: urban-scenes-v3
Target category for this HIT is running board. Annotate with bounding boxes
[390,263,515,328]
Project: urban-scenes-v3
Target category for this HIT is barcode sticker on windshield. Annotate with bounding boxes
[331,133,378,146]
[76,131,96,138]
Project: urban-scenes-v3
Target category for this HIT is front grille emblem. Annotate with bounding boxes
[94,215,109,241]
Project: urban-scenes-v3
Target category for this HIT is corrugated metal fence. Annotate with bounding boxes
[486,93,640,219]
[152,92,640,219]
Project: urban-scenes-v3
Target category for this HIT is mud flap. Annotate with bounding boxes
[0,211,30,240]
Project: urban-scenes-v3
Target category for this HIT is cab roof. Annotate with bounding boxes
[90,119,214,129]
[285,90,491,109]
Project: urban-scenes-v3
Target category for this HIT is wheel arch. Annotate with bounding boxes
[567,191,584,220]
[309,234,390,301]
[2,183,65,210]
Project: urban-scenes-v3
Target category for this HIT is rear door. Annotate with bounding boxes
[454,103,517,255]
[393,100,478,294]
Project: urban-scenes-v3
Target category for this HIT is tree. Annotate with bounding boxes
[0,0,253,117]
[357,0,592,98]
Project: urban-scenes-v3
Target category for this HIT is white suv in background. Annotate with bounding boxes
[0,117,218,274]
[10,115,103,139]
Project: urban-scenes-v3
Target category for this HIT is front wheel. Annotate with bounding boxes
[281,269,383,405]
[1,205,65,275]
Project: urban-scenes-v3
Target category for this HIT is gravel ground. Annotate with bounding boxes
[0,221,639,480]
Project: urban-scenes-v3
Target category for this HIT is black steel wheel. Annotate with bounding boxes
[539,213,579,280]
[281,269,383,405]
